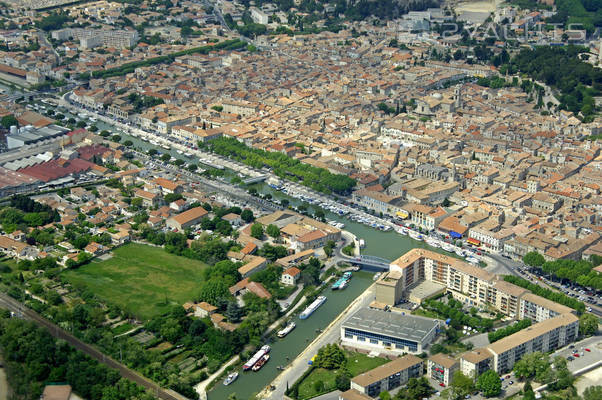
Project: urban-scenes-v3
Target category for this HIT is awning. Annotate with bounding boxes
[396,210,409,219]
[450,231,462,239]
[467,238,481,245]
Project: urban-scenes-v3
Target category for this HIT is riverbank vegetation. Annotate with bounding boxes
[205,137,356,195]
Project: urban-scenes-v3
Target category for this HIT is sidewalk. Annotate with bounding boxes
[194,355,240,400]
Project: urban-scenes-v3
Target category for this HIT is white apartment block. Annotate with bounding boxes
[52,28,138,49]
[250,7,269,24]
[518,293,573,323]
[487,313,579,373]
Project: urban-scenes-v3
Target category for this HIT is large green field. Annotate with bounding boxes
[62,243,208,319]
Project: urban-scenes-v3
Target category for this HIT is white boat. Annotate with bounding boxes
[176,150,183,155]
[441,243,455,252]
[223,371,238,385]
[277,321,296,338]
[409,231,423,241]
[161,144,170,150]
[243,345,271,371]
[299,296,326,319]
[359,239,365,248]
[466,257,480,265]
[426,238,440,248]
[184,152,193,158]
[373,272,382,281]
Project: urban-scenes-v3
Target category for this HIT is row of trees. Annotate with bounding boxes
[488,319,531,343]
[85,39,247,80]
[206,137,356,195]
[523,251,602,290]
[503,275,586,313]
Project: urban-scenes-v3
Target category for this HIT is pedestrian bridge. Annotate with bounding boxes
[340,254,391,271]
[242,174,269,184]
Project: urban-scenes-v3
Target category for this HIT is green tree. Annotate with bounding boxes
[513,352,552,382]
[448,371,475,399]
[314,344,346,370]
[225,301,244,323]
[241,209,254,223]
[549,356,574,391]
[336,372,351,391]
[583,386,602,400]
[161,153,171,162]
[523,380,535,400]
[266,224,280,238]
[198,278,231,305]
[476,370,501,397]
[1,114,18,129]
[379,391,391,400]
[579,313,598,336]
[523,251,545,267]
[250,223,264,239]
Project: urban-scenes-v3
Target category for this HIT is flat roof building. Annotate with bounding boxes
[341,308,440,355]
[350,354,423,398]
[6,125,69,150]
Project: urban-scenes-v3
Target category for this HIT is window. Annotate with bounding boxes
[344,328,418,352]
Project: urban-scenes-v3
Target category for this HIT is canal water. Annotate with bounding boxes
[208,271,373,400]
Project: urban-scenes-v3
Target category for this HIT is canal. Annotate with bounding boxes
[208,271,374,400]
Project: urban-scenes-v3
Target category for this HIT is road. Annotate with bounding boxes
[261,283,376,400]
[0,293,190,400]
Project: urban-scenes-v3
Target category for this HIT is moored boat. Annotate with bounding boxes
[299,296,327,319]
[242,345,271,371]
[277,321,296,338]
[252,354,270,371]
[223,371,239,385]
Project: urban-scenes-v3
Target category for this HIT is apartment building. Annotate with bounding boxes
[410,205,448,231]
[385,248,496,308]
[222,100,257,116]
[51,28,139,49]
[518,293,574,323]
[460,348,493,379]
[349,355,424,397]
[428,353,459,387]
[379,249,575,320]
[487,313,579,373]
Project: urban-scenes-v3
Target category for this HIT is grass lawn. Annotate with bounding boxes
[62,243,209,320]
[346,351,389,376]
[297,351,389,399]
[111,323,135,336]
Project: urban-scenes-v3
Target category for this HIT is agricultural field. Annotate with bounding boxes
[62,243,209,319]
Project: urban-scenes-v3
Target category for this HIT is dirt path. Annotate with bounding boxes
[0,367,9,400]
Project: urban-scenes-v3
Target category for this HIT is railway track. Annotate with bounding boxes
[0,292,189,400]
